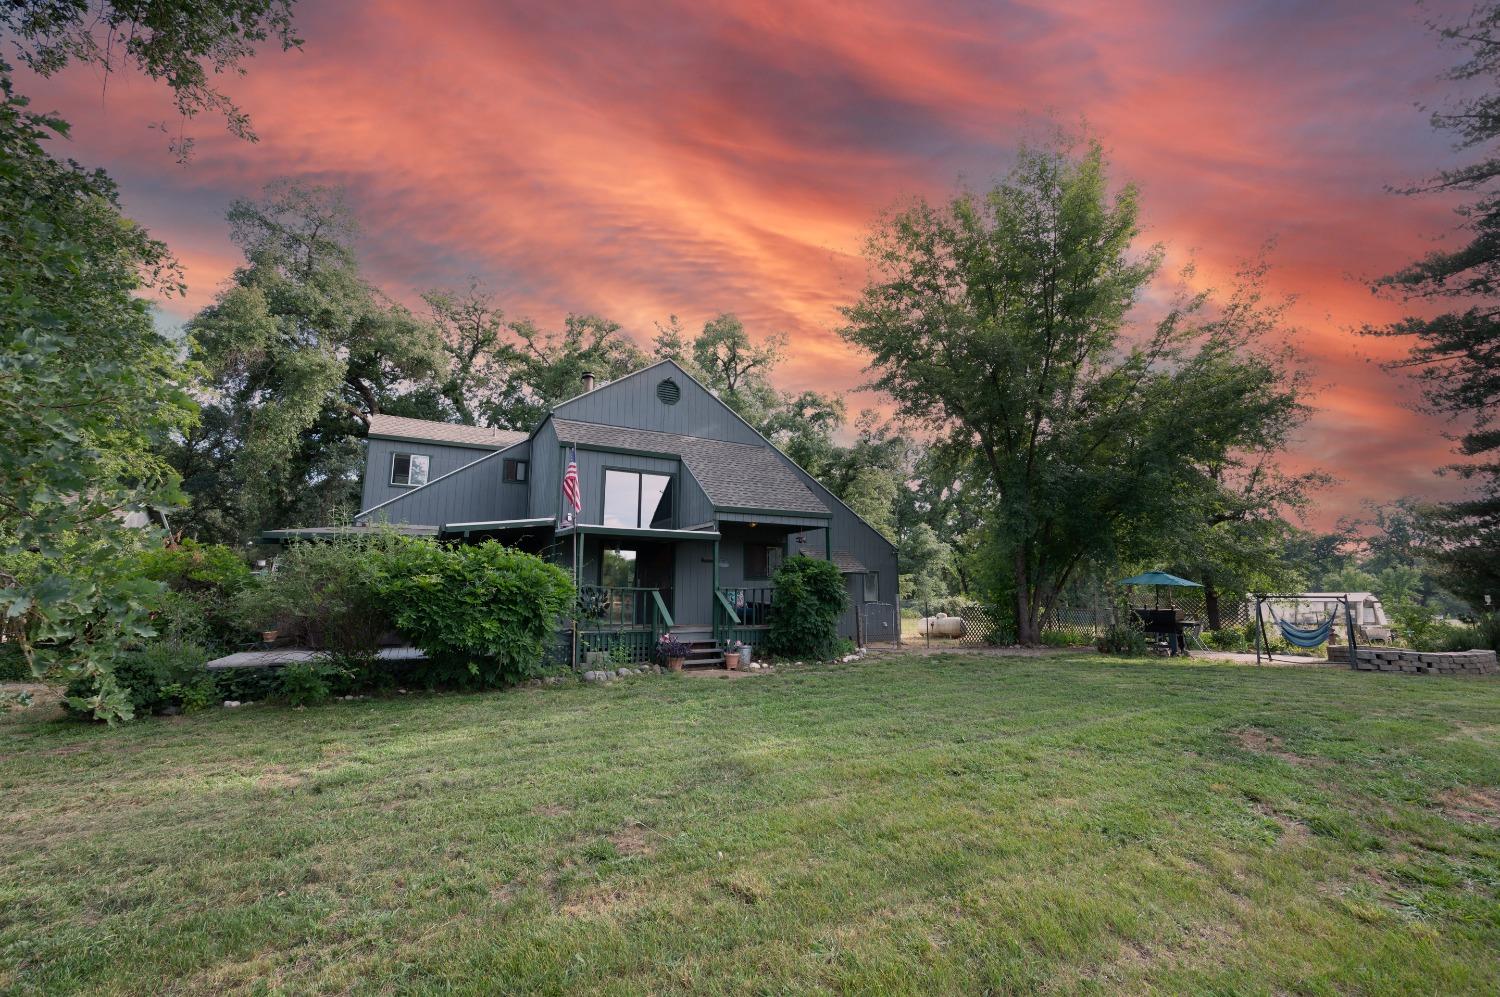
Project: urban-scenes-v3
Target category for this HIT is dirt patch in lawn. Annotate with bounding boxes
[1233,728,1327,767]
[254,766,307,791]
[1435,786,1500,827]
[1254,803,1310,844]
[531,803,570,818]
[609,821,655,857]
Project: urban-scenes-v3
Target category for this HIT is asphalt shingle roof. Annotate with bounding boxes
[367,414,527,449]
[552,419,829,516]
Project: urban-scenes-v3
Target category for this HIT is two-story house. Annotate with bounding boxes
[272,360,899,664]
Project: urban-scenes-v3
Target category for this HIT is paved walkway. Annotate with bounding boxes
[205,647,426,670]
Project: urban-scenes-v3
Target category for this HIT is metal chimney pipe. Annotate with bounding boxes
[581,371,596,392]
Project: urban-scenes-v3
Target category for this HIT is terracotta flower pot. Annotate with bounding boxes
[724,654,739,671]
[667,657,685,672]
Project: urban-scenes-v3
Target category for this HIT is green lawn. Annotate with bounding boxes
[3,654,1500,994]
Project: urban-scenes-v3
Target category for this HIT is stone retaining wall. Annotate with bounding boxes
[1326,644,1498,676]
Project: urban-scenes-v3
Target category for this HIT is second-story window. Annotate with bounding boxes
[602,469,673,529]
[390,452,429,487]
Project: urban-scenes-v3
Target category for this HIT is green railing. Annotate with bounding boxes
[714,586,774,650]
[577,585,673,666]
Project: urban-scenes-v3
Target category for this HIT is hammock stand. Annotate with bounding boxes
[1253,594,1358,666]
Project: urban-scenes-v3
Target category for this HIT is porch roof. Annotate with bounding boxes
[261,524,439,542]
[440,517,554,538]
[552,419,829,517]
[556,523,722,542]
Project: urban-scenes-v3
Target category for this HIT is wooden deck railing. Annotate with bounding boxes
[714,586,774,649]
[576,585,674,666]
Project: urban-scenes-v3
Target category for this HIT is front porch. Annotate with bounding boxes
[558,519,813,668]
[573,584,778,668]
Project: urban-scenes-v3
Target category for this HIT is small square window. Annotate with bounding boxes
[863,571,879,602]
[390,452,429,487]
[503,458,528,483]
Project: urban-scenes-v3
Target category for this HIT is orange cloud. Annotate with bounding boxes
[21,0,1479,527]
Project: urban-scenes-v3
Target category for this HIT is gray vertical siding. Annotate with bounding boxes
[554,361,764,446]
[360,438,505,512]
[529,421,561,521]
[358,441,530,527]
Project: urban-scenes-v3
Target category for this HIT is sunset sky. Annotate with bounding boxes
[21,0,1483,529]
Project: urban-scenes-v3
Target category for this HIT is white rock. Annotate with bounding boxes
[222,700,241,708]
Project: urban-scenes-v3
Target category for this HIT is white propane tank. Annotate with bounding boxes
[918,613,965,638]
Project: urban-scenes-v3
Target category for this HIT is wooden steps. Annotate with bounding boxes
[671,627,726,668]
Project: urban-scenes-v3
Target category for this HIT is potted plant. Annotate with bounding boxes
[656,634,690,672]
[729,640,751,669]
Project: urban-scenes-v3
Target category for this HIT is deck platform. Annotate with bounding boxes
[205,647,427,670]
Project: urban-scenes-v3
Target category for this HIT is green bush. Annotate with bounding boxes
[766,556,848,660]
[236,534,400,672]
[64,642,214,719]
[0,644,28,681]
[1096,625,1147,656]
[1430,615,1500,653]
[279,662,336,707]
[138,540,252,593]
[372,539,574,687]
[138,540,254,652]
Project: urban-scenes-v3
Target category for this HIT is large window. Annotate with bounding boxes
[390,452,429,487]
[602,470,673,529]
[745,543,783,580]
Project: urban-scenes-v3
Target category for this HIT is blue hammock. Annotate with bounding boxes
[1270,605,1339,647]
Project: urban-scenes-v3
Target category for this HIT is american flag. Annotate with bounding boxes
[560,446,582,525]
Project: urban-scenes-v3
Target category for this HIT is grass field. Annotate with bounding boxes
[4,653,1500,994]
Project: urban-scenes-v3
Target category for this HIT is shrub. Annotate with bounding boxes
[766,555,848,660]
[64,642,214,719]
[372,539,574,687]
[1097,625,1147,656]
[236,534,399,672]
[138,540,252,594]
[279,662,336,707]
[1430,616,1500,653]
[138,540,254,652]
[0,643,28,681]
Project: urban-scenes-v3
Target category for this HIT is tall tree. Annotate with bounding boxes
[3,0,299,156]
[419,281,511,426]
[1160,262,1327,627]
[483,314,648,430]
[0,1,300,720]
[0,77,194,719]
[842,142,1311,643]
[1366,3,1500,608]
[181,181,445,539]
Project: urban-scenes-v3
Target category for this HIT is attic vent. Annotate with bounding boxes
[656,378,681,405]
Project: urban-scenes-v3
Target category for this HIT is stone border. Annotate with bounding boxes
[1327,645,1497,676]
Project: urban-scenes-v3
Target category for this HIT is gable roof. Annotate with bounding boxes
[545,359,895,550]
[367,414,527,450]
[552,418,829,517]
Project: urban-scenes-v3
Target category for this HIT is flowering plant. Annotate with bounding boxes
[656,634,691,661]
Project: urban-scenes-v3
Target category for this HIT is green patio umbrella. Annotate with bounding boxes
[1117,571,1202,588]
[1119,571,1202,610]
